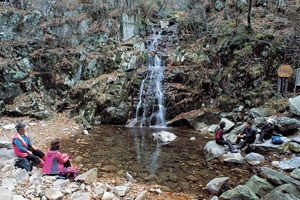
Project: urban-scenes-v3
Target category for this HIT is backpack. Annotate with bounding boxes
[59,167,78,179]
[271,136,283,145]
[15,157,32,172]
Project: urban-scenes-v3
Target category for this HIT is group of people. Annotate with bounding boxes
[12,123,72,175]
[215,118,275,152]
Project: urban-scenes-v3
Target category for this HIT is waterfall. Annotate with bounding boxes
[128,20,177,127]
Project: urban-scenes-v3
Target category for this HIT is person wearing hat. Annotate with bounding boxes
[12,123,46,166]
[42,138,72,175]
[235,120,256,149]
[256,118,275,144]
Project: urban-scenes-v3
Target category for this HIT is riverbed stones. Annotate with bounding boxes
[289,95,300,116]
[245,152,265,165]
[75,168,97,184]
[135,190,147,200]
[206,177,229,195]
[114,185,129,197]
[245,175,274,197]
[45,187,63,200]
[278,157,300,171]
[221,152,244,164]
[70,192,91,200]
[220,185,259,199]
[151,131,177,144]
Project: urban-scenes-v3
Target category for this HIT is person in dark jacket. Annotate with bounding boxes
[235,120,256,149]
[215,121,238,153]
[256,118,275,143]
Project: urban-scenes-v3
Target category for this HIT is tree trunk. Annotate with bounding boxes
[247,0,253,30]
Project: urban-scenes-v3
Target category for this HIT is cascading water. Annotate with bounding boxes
[129,22,177,127]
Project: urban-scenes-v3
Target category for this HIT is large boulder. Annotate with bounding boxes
[250,108,270,118]
[258,167,300,190]
[220,118,235,132]
[206,177,229,195]
[245,175,274,197]
[75,168,97,184]
[289,96,300,116]
[203,141,227,160]
[278,157,300,171]
[274,117,300,132]
[263,184,300,200]
[245,153,265,165]
[219,185,259,200]
[151,131,177,144]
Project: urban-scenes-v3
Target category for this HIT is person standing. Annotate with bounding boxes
[256,118,275,143]
[215,121,238,153]
[235,120,256,149]
[42,138,72,175]
[12,123,45,166]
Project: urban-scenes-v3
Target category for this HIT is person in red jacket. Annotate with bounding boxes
[12,123,45,166]
[215,121,238,153]
[42,138,72,175]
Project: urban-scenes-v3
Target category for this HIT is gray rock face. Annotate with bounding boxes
[289,96,300,116]
[220,185,259,200]
[206,177,229,195]
[263,184,300,200]
[278,157,300,171]
[245,175,274,197]
[259,167,300,190]
[203,141,227,160]
[245,153,265,165]
[75,168,97,184]
[250,108,270,118]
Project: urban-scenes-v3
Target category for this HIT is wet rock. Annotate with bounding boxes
[258,167,300,189]
[220,118,235,132]
[151,131,177,144]
[274,117,300,132]
[75,168,97,184]
[220,185,259,200]
[290,169,300,180]
[45,187,63,200]
[70,192,91,200]
[289,96,300,116]
[278,157,300,171]
[203,141,227,160]
[221,152,244,164]
[245,153,265,165]
[250,108,270,118]
[206,177,229,195]
[245,175,274,197]
[135,190,147,200]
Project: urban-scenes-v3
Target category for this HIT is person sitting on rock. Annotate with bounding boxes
[215,121,238,153]
[12,123,45,166]
[42,138,72,175]
[256,118,275,144]
[235,120,256,149]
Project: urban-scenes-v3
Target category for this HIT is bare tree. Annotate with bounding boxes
[247,0,253,30]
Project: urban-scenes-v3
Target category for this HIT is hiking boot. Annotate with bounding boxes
[256,140,263,144]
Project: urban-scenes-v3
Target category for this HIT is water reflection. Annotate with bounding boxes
[62,125,253,198]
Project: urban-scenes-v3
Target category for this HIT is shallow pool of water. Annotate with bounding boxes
[62,125,254,198]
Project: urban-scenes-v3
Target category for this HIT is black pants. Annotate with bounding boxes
[26,146,45,165]
[216,139,235,152]
[236,137,255,148]
[259,131,272,141]
[64,160,71,168]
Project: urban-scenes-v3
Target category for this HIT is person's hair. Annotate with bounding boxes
[50,138,61,151]
[246,120,252,126]
[220,121,226,128]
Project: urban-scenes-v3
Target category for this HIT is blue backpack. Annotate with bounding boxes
[271,136,283,145]
[15,157,32,172]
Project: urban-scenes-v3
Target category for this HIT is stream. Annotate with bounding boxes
[61,125,261,198]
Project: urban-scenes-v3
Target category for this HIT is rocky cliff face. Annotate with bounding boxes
[0,0,299,128]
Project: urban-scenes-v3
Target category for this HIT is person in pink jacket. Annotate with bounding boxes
[42,138,71,175]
